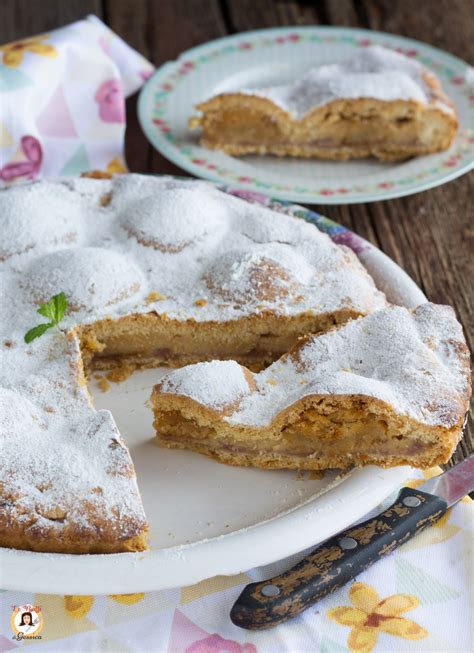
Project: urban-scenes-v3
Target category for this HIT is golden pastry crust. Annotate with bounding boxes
[190,46,458,161]
[0,503,148,554]
[77,308,363,374]
[191,94,457,162]
[152,395,462,470]
[151,305,470,470]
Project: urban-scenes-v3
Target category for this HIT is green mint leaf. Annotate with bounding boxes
[51,292,68,324]
[37,299,55,321]
[36,292,68,325]
[26,292,69,344]
[24,322,54,343]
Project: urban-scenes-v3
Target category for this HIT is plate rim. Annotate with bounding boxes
[1,467,411,595]
[138,24,474,204]
[0,186,425,594]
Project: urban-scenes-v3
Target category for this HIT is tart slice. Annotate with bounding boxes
[0,403,148,554]
[190,45,458,161]
[151,304,470,470]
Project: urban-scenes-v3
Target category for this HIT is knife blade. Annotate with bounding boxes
[230,455,474,630]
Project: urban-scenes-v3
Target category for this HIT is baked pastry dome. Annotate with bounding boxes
[25,247,145,311]
[152,304,470,470]
[0,182,78,260]
[0,172,385,554]
[204,243,314,304]
[190,45,458,161]
[120,186,227,252]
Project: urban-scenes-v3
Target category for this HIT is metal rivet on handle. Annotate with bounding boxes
[339,536,358,550]
[261,584,281,597]
[403,496,421,507]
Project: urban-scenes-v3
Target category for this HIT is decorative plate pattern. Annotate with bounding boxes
[139,26,474,204]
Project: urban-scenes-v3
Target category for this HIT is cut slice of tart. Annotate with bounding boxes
[151,304,470,470]
[0,400,149,554]
[190,45,458,161]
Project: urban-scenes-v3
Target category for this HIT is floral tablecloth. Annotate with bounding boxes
[1,467,472,653]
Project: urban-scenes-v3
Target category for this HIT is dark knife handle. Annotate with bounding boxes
[230,487,447,630]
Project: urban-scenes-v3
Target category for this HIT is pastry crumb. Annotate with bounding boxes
[81,332,106,353]
[146,290,167,303]
[100,192,112,207]
[96,375,111,392]
[106,366,135,383]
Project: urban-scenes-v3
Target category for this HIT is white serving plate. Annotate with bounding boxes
[0,196,425,595]
[139,26,474,204]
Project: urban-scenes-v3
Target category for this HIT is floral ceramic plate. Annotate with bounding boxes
[138,26,473,204]
[1,189,421,595]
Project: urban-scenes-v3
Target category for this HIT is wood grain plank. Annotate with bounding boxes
[105,0,151,173]
[356,0,474,62]
[146,0,228,174]
[0,0,102,43]
[104,0,149,58]
[225,0,320,30]
[323,0,361,26]
[148,0,226,64]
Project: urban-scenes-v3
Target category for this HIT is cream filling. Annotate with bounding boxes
[154,409,431,460]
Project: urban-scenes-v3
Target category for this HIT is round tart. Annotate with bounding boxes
[0,173,385,554]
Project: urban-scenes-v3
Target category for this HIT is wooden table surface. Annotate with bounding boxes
[1,0,473,467]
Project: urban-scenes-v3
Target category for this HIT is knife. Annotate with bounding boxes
[230,455,474,630]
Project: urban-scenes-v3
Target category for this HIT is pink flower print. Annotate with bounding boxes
[331,231,366,254]
[185,634,257,653]
[140,69,153,81]
[98,36,111,56]
[95,79,125,123]
[228,189,268,204]
[0,135,42,182]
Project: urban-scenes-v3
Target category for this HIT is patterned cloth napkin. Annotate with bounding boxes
[0,15,154,182]
[0,467,472,652]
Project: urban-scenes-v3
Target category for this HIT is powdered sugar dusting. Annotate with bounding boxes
[159,360,252,410]
[238,46,454,118]
[0,173,384,548]
[2,409,144,531]
[0,182,80,260]
[119,185,227,250]
[159,305,470,429]
[232,304,470,427]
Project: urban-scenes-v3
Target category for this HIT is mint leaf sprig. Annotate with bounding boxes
[24,292,69,343]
